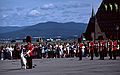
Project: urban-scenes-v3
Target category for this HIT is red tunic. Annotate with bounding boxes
[29,44,34,56]
[109,41,113,49]
[79,43,83,53]
[80,43,83,48]
[90,41,94,52]
[113,41,117,51]
[90,41,94,47]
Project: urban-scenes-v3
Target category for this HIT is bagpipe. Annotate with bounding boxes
[24,47,34,58]
[24,50,31,58]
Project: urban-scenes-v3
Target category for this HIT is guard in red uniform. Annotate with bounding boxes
[99,40,106,60]
[113,40,118,60]
[25,42,34,69]
[94,42,99,57]
[79,43,83,60]
[90,41,94,60]
[99,41,102,60]
[108,40,113,59]
[25,36,34,69]
[102,41,106,60]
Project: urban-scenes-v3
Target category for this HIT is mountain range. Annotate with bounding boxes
[0,22,87,39]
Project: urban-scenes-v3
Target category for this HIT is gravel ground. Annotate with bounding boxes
[0,57,120,75]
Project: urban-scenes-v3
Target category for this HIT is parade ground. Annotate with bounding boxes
[0,57,120,75]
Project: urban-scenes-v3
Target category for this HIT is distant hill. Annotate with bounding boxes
[0,26,24,34]
[0,22,87,39]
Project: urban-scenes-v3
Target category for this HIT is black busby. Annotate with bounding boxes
[26,36,32,43]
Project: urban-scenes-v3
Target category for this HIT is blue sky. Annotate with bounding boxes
[0,0,102,26]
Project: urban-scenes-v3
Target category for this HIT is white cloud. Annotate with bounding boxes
[41,3,55,9]
[2,14,8,18]
[28,10,40,17]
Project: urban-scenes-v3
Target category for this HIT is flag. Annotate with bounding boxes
[114,3,118,12]
[109,3,113,11]
[104,4,107,11]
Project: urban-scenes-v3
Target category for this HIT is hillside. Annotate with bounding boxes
[0,22,87,39]
[0,26,24,34]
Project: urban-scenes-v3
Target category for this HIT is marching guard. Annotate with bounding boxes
[79,43,83,60]
[108,39,113,59]
[99,40,106,60]
[94,42,99,57]
[112,40,118,60]
[89,41,94,60]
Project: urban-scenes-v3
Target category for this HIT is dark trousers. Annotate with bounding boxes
[48,51,51,58]
[109,48,112,59]
[99,51,104,60]
[94,48,99,57]
[79,49,82,60]
[90,50,94,60]
[113,50,117,60]
[26,57,32,69]
[79,48,82,60]
[70,50,74,57]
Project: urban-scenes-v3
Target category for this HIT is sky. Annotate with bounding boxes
[0,0,102,26]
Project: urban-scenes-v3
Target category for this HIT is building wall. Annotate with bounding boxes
[85,0,120,40]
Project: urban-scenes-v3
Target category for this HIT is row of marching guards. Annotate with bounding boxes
[79,39,120,60]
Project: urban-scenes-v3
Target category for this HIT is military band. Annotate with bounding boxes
[1,38,120,70]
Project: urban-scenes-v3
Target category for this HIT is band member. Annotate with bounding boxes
[94,42,99,57]
[112,40,118,60]
[84,44,89,57]
[89,41,94,60]
[25,42,34,69]
[25,36,34,69]
[108,39,113,59]
[102,41,106,60]
[99,41,102,59]
[99,40,105,60]
[79,43,83,60]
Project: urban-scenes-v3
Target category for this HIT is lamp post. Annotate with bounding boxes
[116,25,119,42]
